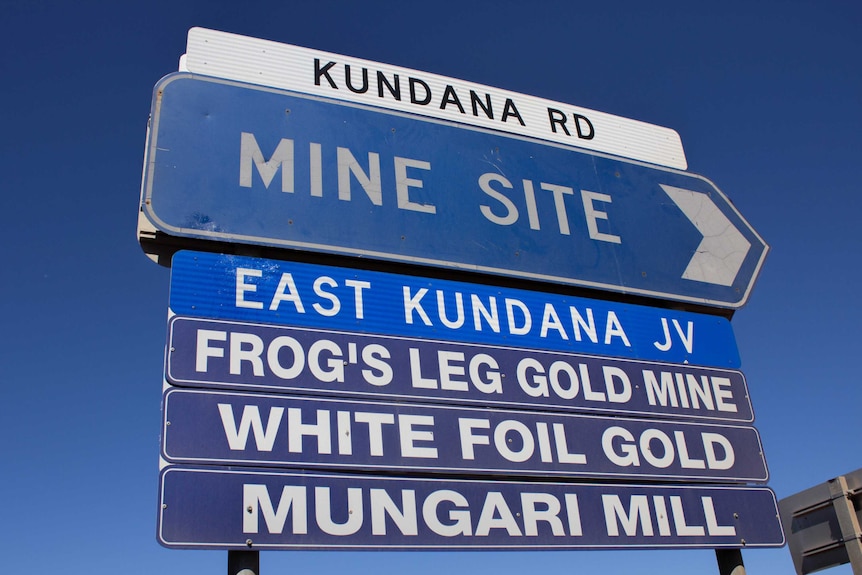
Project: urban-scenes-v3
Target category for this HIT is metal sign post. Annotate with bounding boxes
[228,550,259,575]
[715,548,746,575]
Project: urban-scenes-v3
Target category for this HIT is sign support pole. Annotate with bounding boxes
[715,549,745,575]
[228,550,259,575]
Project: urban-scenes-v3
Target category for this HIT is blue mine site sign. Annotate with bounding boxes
[157,467,785,550]
[168,251,742,368]
[161,388,768,482]
[141,74,768,309]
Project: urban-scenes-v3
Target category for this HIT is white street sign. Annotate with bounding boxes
[184,27,687,169]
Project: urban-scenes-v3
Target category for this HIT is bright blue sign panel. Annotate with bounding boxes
[142,74,768,308]
[161,388,768,482]
[169,251,741,368]
[167,316,753,422]
[157,467,785,549]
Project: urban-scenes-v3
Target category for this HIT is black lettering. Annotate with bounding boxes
[501,99,525,126]
[440,85,466,114]
[409,77,432,105]
[377,71,401,100]
[344,65,369,94]
[314,59,338,89]
[574,113,595,140]
[470,91,494,120]
[547,108,570,135]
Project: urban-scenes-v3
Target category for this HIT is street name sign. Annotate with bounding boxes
[168,250,742,368]
[142,75,768,308]
[161,388,768,482]
[157,467,785,550]
[167,316,753,422]
[183,27,687,169]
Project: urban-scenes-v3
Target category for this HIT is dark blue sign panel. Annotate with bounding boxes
[157,467,785,549]
[143,74,767,308]
[161,389,767,482]
[168,316,752,422]
[169,251,741,368]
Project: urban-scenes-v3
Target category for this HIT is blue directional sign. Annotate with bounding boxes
[169,250,742,368]
[141,74,768,308]
[161,388,768,482]
[157,467,785,550]
[167,316,753,422]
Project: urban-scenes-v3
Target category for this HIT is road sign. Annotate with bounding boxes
[168,251,742,368]
[142,75,767,308]
[779,468,862,575]
[183,27,687,169]
[167,316,753,422]
[157,467,785,550]
[161,388,768,482]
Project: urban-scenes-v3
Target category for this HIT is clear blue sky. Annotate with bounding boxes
[2,1,860,573]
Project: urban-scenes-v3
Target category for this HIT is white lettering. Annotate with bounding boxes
[218,404,283,451]
[394,157,434,213]
[478,173,518,225]
[239,133,294,192]
[270,273,305,312]
[316,486,363,535]
[399,414,438,459]
[236,268,264,309]
[312,276,340,317]
[370,489,419,535]
[243,484,307,534]
[581,190,621,243]
[196,329,226,372]
[476,492,522,536]
[337,147,381,205]
[603,494,653,536]
[423,489,472,536]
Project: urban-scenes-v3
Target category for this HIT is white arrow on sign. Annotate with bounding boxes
[660,184,751,287]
